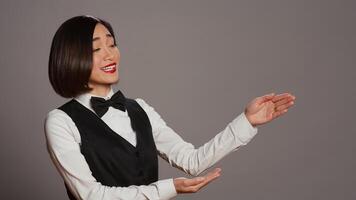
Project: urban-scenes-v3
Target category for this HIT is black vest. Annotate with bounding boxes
[58,98,158,199]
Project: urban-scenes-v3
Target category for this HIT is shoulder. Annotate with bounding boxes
[45,108,72,127]
[134,97,155,113]
[134,97,148,107]
[44,108,79,143]
[45,99,78,127]
[133,97,168,126]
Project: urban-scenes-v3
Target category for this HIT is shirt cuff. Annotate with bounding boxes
[156,178,177,200]
[230,112,258,145]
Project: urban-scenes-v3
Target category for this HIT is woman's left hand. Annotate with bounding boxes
[244,92,296,127]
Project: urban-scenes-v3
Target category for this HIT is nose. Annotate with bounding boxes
[103,46,114,61]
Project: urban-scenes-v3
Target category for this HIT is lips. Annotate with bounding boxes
[100,63,117,73]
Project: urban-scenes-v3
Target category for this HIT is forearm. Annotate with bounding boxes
[156,112,258,176]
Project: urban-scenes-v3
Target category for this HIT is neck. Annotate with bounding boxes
[89,84,111,97]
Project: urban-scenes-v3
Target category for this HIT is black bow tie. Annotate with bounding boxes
[90,90,126,117]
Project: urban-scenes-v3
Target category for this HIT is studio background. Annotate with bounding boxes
[0,0,355,199]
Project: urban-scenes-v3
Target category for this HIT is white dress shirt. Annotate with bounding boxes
[44,88,258,200]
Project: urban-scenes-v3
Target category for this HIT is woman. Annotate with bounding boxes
[45,15,295,200]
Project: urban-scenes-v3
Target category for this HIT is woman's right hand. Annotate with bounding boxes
[173,168,222,194]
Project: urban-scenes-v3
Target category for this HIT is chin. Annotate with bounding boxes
[108,77,119,84]
[111,79,119,84]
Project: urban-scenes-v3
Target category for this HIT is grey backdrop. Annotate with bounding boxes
[0,0,355,199]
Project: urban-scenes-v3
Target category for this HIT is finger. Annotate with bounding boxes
[187,169,222,192]
[255,93,275,104]
[203,168,221,182]
[192,172,221,191]
[275,101,294,111]
[274,97,294,107]
[271,93,293,102]
[271,93,289,102]
[205,168,222,176]
[181,168,221,187]
[200,168,221,184]
[272,109,288,119]
[182,176,206,186]
[204,169,221,181]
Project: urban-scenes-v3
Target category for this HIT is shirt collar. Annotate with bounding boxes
[74,87,114,112]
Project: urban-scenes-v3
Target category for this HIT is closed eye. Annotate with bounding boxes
[93,44,116,52]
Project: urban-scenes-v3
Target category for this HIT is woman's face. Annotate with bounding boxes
[88,23,120,90]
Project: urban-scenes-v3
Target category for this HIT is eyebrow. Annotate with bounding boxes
[92,34,113,42]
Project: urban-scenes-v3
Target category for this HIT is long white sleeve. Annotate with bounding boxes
[45,92,259,199]
[44,109,177,200]
[136,98,258,176]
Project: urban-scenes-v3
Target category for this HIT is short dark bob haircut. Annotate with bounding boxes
[48,15,117,98]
